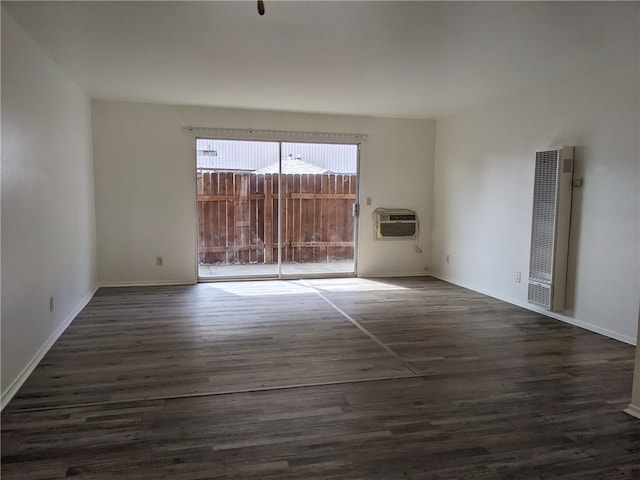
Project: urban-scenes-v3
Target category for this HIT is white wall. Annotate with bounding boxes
[432,65,639,344]
[92,101,435,284]
[1,12,98,406]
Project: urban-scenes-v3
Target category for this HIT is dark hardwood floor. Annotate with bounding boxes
[2,277,638,479]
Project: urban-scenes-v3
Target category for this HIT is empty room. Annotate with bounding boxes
[1,1,639,479]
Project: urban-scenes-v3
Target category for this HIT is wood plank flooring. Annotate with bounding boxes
[5,280,412,411]
[2,277,638,479]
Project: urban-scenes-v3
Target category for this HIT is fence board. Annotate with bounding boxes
[292,174,301,262]
[300,175,311,262]
[284,174,294,263]
[327,174,337,261]
[199,173,208,264]
[264,174,273,264]
[338,174,351,260]
[312,175,320,262]
[272,174,280,263]
[210,172,221,264]
[209,172,219,265]
[256,174,265,264]
[221,173,238,264]
[249,174,257,264]
[321,174,330,262]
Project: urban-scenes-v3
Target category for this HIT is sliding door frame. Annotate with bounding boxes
[194,133,362,281]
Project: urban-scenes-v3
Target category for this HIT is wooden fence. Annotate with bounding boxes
[197,171,356,265]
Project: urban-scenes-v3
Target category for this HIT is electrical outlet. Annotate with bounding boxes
[49,296,54,312]
[515,271,521,283]
[445,254,450,264]
[366,197,372,206]
[156,256,164,266]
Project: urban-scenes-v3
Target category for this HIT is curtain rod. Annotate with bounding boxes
[182,126,368,141]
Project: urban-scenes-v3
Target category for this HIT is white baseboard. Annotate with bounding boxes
[623,404,640,420]
[0,285,99,411]
[358,271,431,278]
[99,280,196,287]
[429,273,636,346]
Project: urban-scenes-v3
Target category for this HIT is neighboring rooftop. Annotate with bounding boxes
[255,157,331,175]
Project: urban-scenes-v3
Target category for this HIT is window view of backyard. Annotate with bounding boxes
[196,139,358,278]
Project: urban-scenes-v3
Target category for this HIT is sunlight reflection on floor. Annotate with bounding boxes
[305,278,410,292]
[204,277,410,297]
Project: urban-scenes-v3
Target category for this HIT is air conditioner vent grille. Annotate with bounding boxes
[375,209,418,239]
[379,222,416,238]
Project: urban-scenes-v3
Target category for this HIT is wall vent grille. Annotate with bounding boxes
[527,147,573,311]
[528,281,552,308]
[529,150,558,283]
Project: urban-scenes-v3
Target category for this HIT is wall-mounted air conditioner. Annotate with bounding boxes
[528,146,574,311]
[375,209,417,239]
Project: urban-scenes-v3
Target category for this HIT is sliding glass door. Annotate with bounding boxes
[196,138,359,279]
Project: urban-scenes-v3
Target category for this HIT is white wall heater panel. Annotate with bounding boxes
[528,147,574,311]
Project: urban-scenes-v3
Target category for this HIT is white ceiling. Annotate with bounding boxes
[3,1,638,119]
